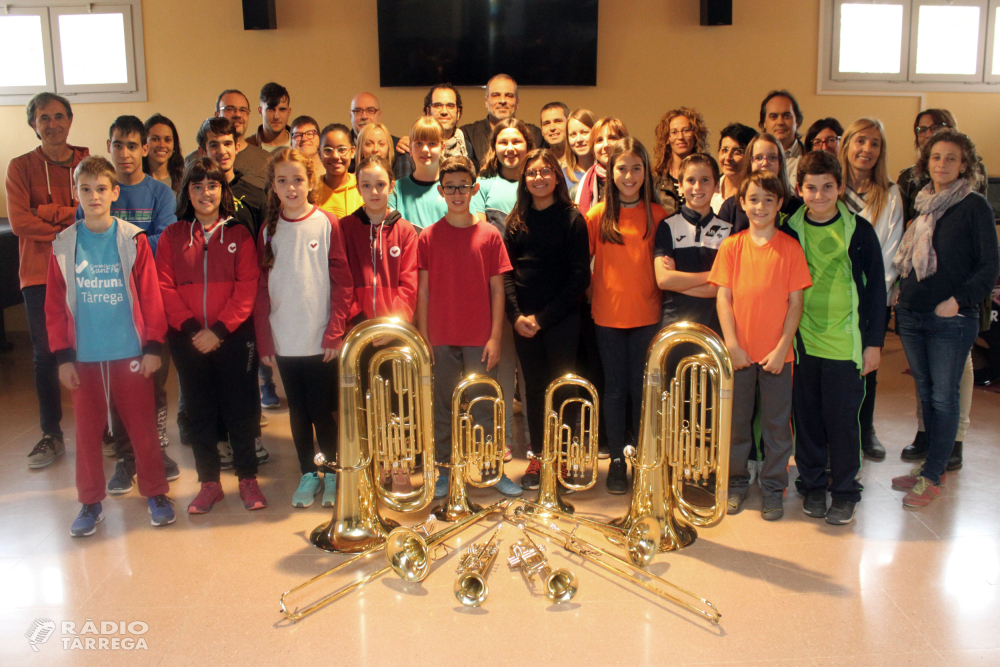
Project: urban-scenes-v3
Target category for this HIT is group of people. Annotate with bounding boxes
[6,73,997,538]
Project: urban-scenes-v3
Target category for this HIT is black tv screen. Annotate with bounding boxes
[376,0,599,87]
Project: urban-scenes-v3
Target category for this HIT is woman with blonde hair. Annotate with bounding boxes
[652,107,710,215]
[838,118,905,462]
[564,108,597,187]
[355,122,402,178]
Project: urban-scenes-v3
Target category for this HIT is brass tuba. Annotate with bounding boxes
[431,374,505,522]
[310,317,437,553]
[611,322,734,552]
[531,374,600,515]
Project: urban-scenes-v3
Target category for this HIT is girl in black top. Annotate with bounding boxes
[891,130,999,507]
[503,148,591,490]
[718,133,803,232]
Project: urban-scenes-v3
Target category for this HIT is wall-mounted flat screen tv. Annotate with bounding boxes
[376,0,599,87]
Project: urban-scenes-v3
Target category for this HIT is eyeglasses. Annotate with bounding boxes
[525,167,555,178]
[291,129,319,142]
[321,146,352,158]
[430,102,458,111]
[221,105,251,116]
[669,128,695,138]
[351,107,379,116]
[915,123,949,135]
[751,154,779,165]
[441,184,474,195]
[811,136,841,149]
[192,182,221,193]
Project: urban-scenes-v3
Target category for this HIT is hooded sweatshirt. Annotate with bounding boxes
[5,144,90,288]
[339,207,419,322]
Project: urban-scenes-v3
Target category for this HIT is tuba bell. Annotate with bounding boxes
[431,374,506,522]
[611,322,734,552]
[310,317,437,553]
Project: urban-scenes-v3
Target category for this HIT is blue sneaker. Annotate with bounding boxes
[322,473,337,507]
[147,495,176,526]
[292,472,322,508]
[70,503,103,537]
[494,473,523,498]
[434,469,449,499]
[260,383,280,409]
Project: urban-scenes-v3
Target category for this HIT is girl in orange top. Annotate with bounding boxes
[584,137,667,493]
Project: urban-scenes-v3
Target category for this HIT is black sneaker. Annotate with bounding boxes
[861,429,886,461]
[946,441,963,472]
[803,490,827,518]
[901,431,927,461]
[761,495,784,521]
[606,458,628,495]
[520,458,541,490]
[107,459,136,495]
[825,499,857,525]
[162,449,180,482]
[727,491,746,515]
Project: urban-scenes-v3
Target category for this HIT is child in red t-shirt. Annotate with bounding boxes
[709,170,812,522]
[416,156,522,499]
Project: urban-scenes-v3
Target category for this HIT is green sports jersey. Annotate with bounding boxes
[800,214,854,360]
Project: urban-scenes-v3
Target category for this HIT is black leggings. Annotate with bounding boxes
[276,355,338,474]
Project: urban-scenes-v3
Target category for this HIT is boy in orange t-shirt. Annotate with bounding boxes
[709,171,812,521]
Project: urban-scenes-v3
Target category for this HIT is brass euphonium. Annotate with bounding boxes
[530,374,600,515]
[611,322,734,552]
[431,374,505,522]
[453,526,503,607]
[311,317,437,554]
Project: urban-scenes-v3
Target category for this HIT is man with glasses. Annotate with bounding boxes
[247,82,292,153]
[348,91,411,177]
[399,84,471,163]
[458,74,543,171]
[185,89,269,189]
[759,90,806,190]
[289,115,324,176]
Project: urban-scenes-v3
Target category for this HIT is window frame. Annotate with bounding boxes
[819,0,1000,93]
[0,0,146,106]
[831,0,911,82]
[908,0,988,83]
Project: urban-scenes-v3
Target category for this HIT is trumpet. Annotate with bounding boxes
[280,500,511,621]
[532,374,600,515]
[508,505,721,624]
[454,526,503,607]
[311,318,437,554]
[507,528,578,604]
[611,322,733,553]
[511,497,660,568]
[432,374,506,522]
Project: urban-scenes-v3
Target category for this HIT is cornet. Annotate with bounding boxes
[432,374,506,522]
[454,526,502,607]
[507,528,578,604]
[611,322,733,553]
[531,374,600,515]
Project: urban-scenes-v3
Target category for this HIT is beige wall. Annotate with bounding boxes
[3,0,1000,215]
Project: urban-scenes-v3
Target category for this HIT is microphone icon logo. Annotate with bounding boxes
[25,618,57,652]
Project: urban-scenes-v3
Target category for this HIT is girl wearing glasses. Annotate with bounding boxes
[502,148,590,490]
[718,133,803,233]
[388,117,449,230]
[838,118,904,462]
[712,123,758,213]
[315,124,363,219]
[652,107,710,216]
[805,118,844,156]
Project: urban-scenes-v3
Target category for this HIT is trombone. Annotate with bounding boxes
[507,528,578,603]
[531,375,600,515]
[280,500,510,621]
[507,505,722,624]
[432,374,506,522]
[454,526,503,607]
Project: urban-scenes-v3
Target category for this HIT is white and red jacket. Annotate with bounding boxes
[155,218,260,339]
[45,218,166,364]
[340,207,419,322]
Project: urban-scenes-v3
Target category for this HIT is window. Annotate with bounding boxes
[821,0,1000,92]
[0,0,146,105]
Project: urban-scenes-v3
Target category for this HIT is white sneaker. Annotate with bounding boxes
[219,441,234,470]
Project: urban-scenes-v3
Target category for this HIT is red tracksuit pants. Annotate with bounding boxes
[73,358,169,504]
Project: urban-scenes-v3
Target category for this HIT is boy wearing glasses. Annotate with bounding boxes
[289,115,324,176]
[416,156,521,500]
[388,118,449,230]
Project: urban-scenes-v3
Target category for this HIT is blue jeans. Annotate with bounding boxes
[895,306,979,484]
[594,323,658,459]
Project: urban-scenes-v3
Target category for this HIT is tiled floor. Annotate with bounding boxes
[0,330,998,666]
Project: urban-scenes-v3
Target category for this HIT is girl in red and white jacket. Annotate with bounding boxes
[340,154,419,494]
[156,158,264,514]
[254,148,354,509]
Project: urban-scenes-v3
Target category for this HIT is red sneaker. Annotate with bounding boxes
[892,467,946,490]
[188,482,224,514]
[239,477,267,510]
[902,476,942,508]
